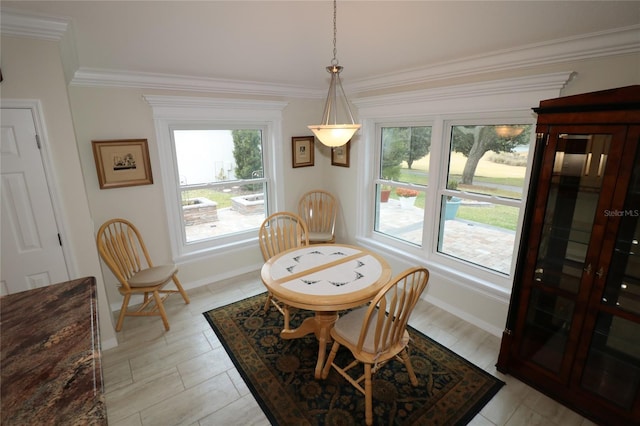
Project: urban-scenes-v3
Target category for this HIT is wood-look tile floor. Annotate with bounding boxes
[102,272,597,426]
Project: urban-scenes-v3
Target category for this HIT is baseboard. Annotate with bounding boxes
[423,293,504,337]
[100,336,119,351]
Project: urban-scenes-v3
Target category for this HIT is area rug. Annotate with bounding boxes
[204,294,504,425]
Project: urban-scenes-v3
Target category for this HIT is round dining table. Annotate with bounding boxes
[260,243,392,379]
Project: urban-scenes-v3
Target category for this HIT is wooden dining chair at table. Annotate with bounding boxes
[96,218,190,332]
[321,266,430,426]
[297,189,337,244]
[258,211,309,329]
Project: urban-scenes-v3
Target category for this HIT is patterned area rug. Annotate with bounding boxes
[204,294,504,425]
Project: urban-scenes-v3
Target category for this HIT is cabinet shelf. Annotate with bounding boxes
[581,347,640,409]
[549,179,604,194]
[534,259,583,293]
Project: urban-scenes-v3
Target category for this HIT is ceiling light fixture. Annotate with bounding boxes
[308,0,360,147]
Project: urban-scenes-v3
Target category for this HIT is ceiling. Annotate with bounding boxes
[2,1,639,90]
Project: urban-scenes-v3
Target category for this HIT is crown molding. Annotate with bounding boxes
[353,71,574,117]
[2,7,637,98]
[71,68,324,99]
[346,25,640,94]
[143,94,288,113]
[0,9,70,41]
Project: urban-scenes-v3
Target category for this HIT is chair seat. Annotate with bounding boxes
[333,307,409,354]
[308,231,334,242]
[129,264,178,287]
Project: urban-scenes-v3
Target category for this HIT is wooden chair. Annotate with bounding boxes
[321,267,430,425]
[96,218,190,332]
[297,190,337,244]
[258,212,309,329]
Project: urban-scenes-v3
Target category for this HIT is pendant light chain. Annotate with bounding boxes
[307,0,361,147]
[331,0,338,66]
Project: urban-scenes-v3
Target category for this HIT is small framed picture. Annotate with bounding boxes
[292,136,315,168]
[331,141,350,167]
[92,139,153,189]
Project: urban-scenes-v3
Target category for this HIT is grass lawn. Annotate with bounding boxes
[182,152,527,230]
[457,204,519,231]
[395,152,527,229]
[182,189,234,208]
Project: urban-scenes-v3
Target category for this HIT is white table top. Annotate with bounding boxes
[261,244,392,311]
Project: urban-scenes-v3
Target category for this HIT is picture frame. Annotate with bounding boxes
[92,139,153,189]
[292,136,315,168]
[331,141,350,167]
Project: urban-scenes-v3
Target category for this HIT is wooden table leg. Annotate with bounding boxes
[313,311,338,379]
[280,316,317,339]
[279,311,338,379]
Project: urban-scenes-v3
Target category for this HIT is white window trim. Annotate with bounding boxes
[144,95,288,262]
[352,72,572,299]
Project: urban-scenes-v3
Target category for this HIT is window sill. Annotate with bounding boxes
[356,236,512,304]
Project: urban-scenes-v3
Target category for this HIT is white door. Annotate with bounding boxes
[1,108,69,295]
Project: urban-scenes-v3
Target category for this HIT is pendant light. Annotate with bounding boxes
[308,0,360,147]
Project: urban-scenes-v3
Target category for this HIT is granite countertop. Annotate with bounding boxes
[1,276,107,425]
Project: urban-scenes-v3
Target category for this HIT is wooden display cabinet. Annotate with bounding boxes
[497,86,640,425]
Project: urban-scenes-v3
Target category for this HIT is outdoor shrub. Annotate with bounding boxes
[396,188,419,197]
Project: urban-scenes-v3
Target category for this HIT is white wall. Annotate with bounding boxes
[0,36,118,349]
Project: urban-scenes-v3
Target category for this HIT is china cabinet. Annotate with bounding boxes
[497,86,640,425]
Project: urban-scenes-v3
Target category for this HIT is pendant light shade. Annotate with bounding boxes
[309,124,360,147]
[308,1,360,147]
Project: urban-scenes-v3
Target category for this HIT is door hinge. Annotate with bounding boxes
[35,134,41,149]
[58,233,62,246]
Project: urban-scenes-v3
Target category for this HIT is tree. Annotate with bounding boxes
[451,125,531,185]
[380,128,406,180]
[232,130,262,178]
[380,126,431,179]
[232,130,262,191]
[405,126,431,169]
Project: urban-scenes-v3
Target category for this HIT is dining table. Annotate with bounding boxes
[260,243,392,379]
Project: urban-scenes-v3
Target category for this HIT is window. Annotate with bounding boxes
[375,125,431,246]
[173,128,267,243]
[357,72,570,294]
[145,96,286,261]
[373,122,533,274]
[372,119,534,283]
[438,123,533,275]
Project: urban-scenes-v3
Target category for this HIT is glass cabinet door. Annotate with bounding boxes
[519,133,612,374]
[579,143,640,409]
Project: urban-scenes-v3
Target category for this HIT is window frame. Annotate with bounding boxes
[352,72,572,296]
[170,124,269,244]
[373,121,433,247]
[436,118,534,273]
[366,114,536,291]
[145,95,287,262]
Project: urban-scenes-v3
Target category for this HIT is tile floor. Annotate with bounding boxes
[102,272,597,426]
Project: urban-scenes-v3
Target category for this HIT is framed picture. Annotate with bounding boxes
[331,141,350,167]
[92,139,153,189]
[292,136,315,168]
